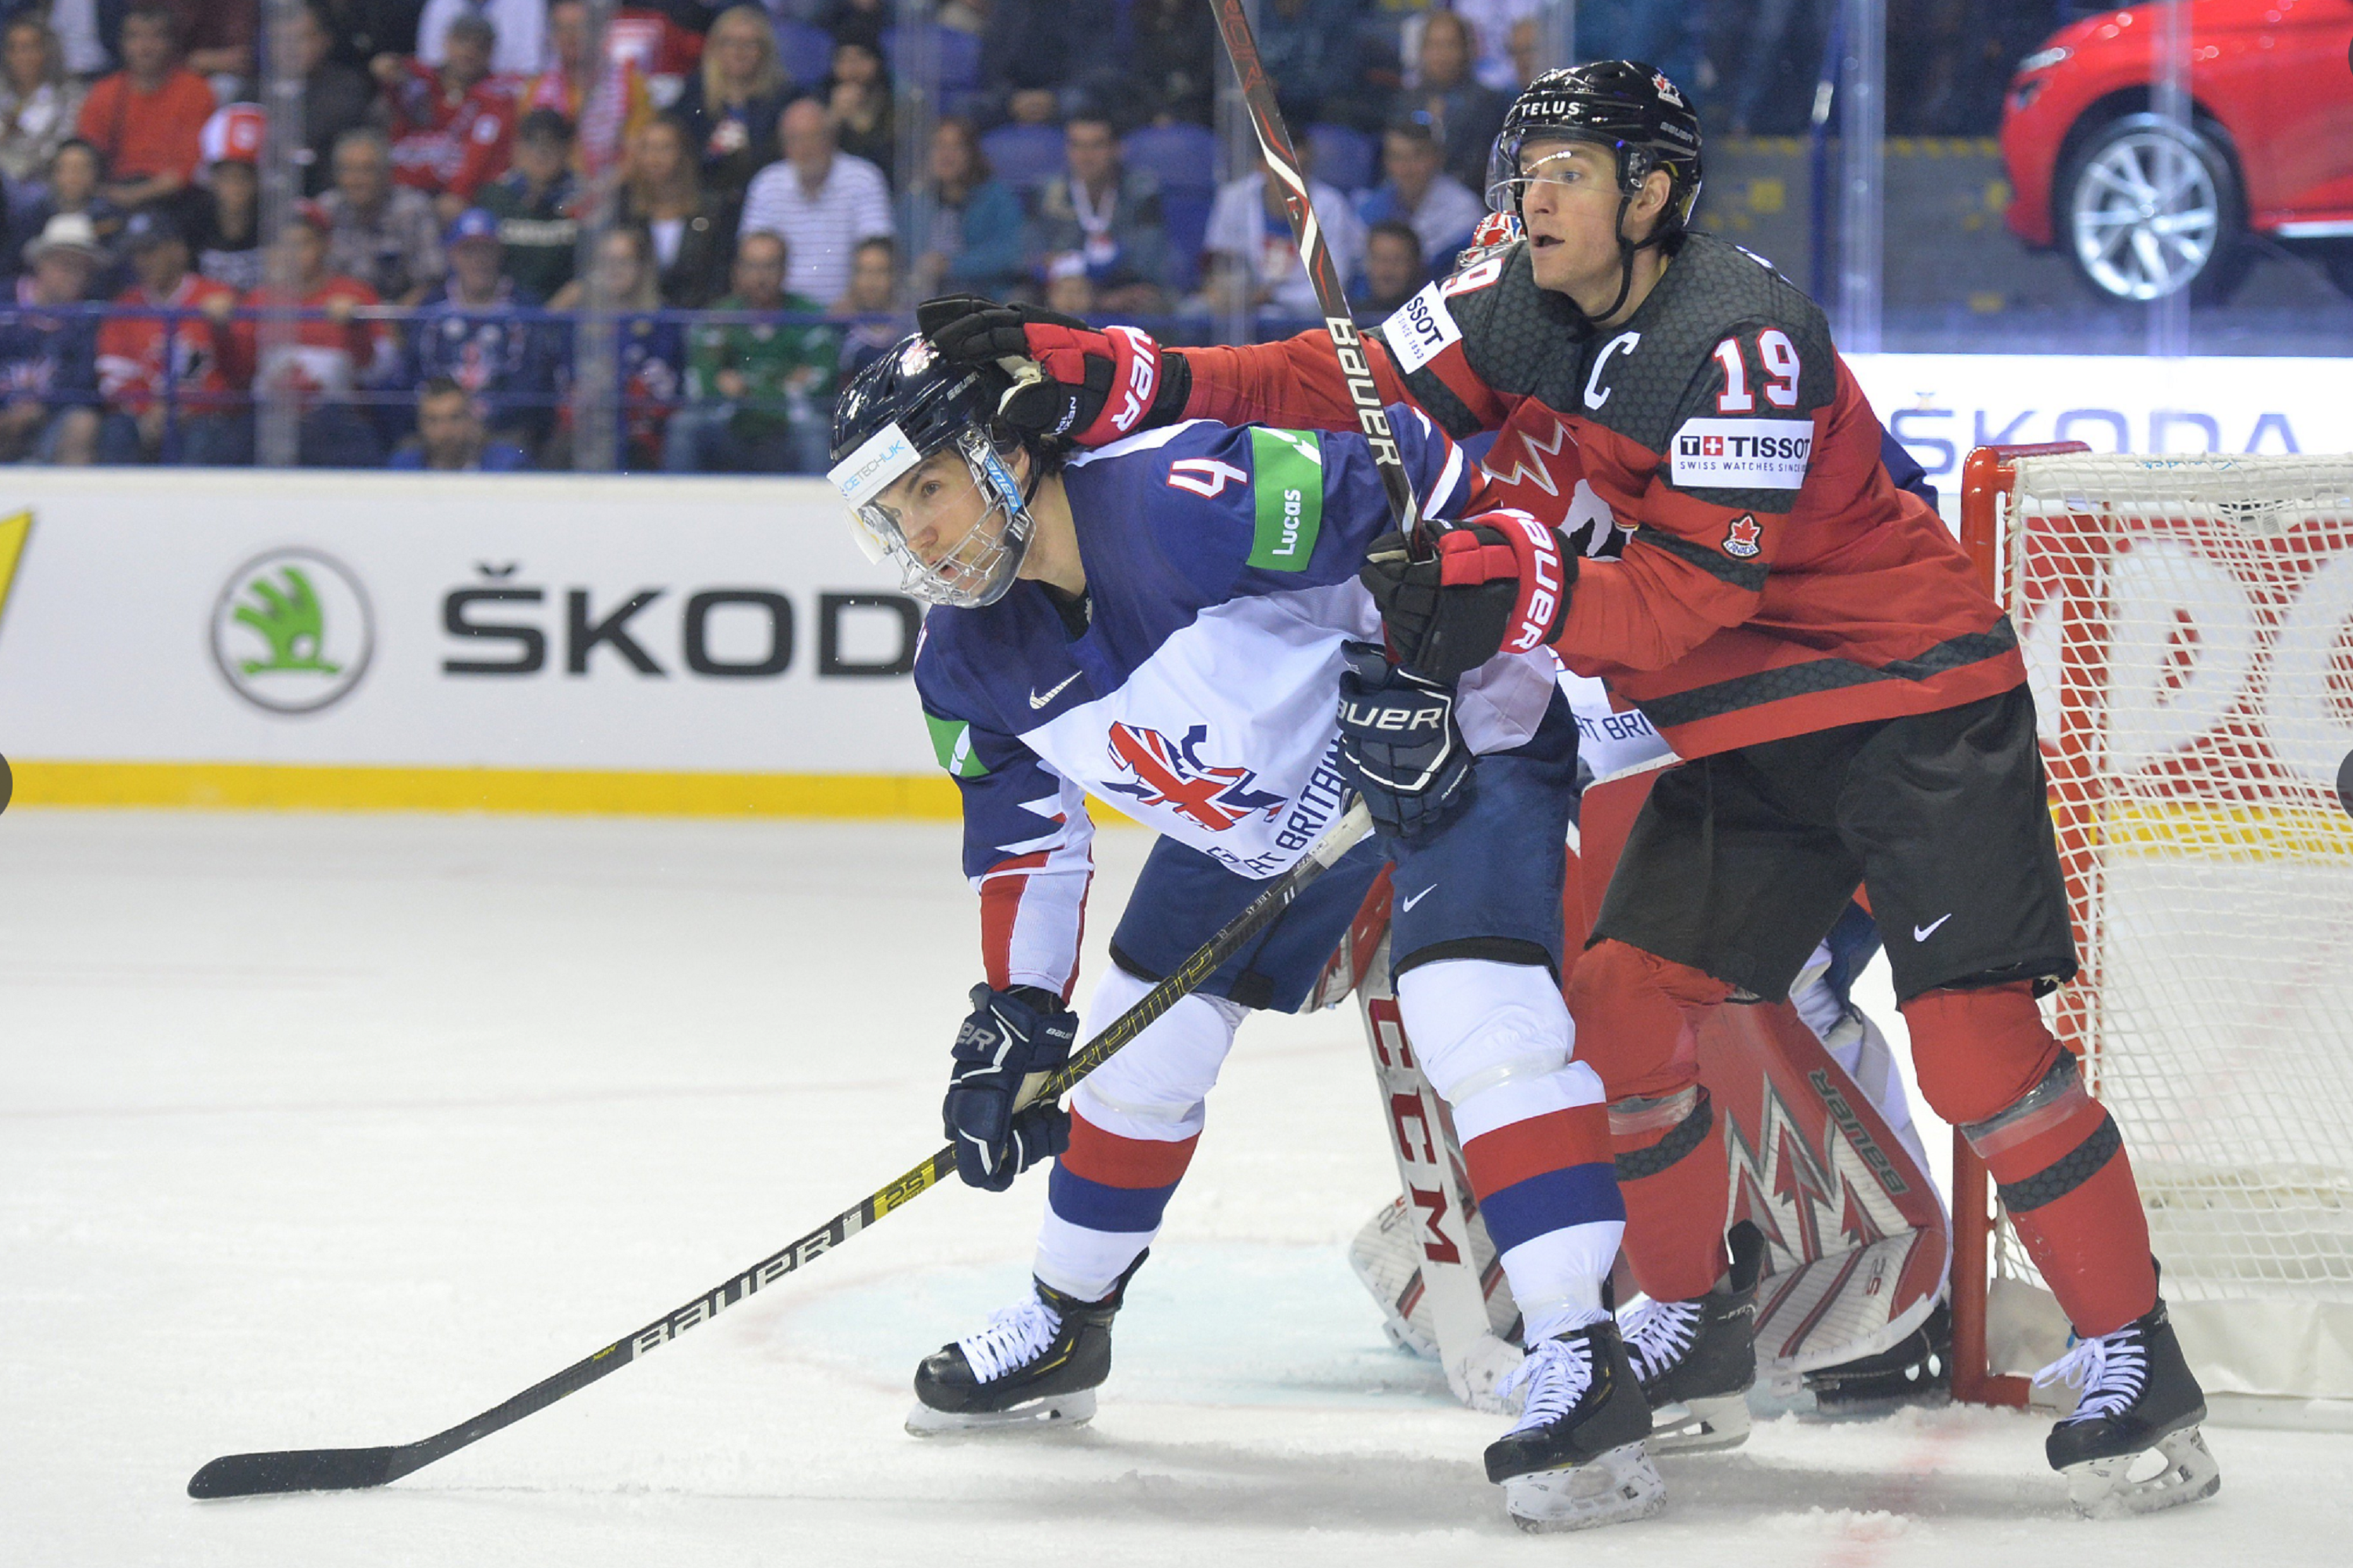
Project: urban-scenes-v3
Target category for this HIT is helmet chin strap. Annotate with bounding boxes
[1555,191,1660,335]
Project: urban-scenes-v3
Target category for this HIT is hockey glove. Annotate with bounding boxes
[1336,642,1476,839]
[944,983,1078,1191]
[1358,511,1577,683]
[915,295,1191,447]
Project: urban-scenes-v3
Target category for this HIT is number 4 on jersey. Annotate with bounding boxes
[1713,331,1802,413]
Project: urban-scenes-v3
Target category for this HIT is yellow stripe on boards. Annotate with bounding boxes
[2095,799,2353,862]
[7,760,1148,825]
[0,508,31,628]
[7,761,966,819]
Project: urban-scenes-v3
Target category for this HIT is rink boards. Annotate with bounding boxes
[1,355,2348,815]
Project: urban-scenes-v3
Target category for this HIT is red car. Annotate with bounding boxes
[2000,0,2353,303]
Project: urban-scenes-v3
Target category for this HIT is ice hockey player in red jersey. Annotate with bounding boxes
[913,60,2217,1521]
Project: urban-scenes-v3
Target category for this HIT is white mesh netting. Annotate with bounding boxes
[1988,454,2353,1400]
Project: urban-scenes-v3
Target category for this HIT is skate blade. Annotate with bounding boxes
[1504,1441,1666,1533]
[1646,1392,1752,1453]
[904,1388,1097,1438]
[2064,1424,2220,1519]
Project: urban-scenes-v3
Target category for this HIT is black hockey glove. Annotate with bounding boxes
[944,982,1078,1191]
[915,294,1191,447]
[1358,511,1577,683]
[1335,642,1475,840]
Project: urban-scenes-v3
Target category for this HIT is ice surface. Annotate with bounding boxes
[2,812,2346,1566]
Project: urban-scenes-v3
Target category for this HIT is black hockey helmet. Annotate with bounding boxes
[1486,60,1704,240]
[827,334,1041,609]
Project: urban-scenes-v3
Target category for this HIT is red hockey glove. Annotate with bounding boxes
[1359,511,1576,683]
[915,295,1191,447]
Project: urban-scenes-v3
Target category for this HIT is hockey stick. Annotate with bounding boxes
[1206,0,1422,544]
[1204,0,1515,1401]
[187,799,1373,1501]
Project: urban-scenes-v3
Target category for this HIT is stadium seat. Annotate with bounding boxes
[882,24,984,96]
[1161,187,1214,294]
[1121,122,1219,196]
[980,123,1067,194]
[773,20,833,93]
[1306,123,1377,195]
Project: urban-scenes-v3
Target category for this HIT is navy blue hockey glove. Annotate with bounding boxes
[1335,642,1475,839]
[1359,511,1577,682]
[944,983,1078,1191]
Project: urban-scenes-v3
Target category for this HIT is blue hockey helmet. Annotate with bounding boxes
[827,333,1038,609]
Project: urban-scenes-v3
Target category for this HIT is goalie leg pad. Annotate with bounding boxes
[1911,984,2158,1337]
[1397,957,1622,1341]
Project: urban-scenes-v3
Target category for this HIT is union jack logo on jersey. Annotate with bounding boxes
[1103,722,1288,831]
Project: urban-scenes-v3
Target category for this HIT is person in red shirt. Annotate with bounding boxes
[235,202,392,466]
[376,14,518,225]
[94,208,249,465]
[911,60,2217,1526]
[74,5,215,212]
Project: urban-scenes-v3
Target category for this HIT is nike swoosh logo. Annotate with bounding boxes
[1913,913,1954,942]
[1400,885,1437,913]
[1028,671,1082,710]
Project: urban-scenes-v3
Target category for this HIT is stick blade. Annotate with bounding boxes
[187,1444,407,1498]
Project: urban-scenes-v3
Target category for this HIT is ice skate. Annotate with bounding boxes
[1483,1320,1663,1532]
[904,1257,1143,1436]
[1620,1221,1763,1453]
[2035,1295,2219,1519]
[1803,1297,1952,1417]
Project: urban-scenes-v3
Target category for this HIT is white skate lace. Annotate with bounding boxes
[1618,1297,1703,1384]
[1498,1334,1595,1436]
[2034,1326,2148,1423]
[957,1295,1063,1384]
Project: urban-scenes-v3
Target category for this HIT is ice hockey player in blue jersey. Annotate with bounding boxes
[826,332,1657,1531]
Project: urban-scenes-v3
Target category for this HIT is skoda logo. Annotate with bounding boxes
[210,548,374,714]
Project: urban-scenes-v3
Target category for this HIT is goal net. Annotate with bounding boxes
[1954,447,2353,1421]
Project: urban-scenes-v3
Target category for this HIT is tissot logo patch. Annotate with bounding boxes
[1670,418,1813,488]
[1381,282,1462,374]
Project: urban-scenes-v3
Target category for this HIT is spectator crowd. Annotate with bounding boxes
[0,1,2061,471]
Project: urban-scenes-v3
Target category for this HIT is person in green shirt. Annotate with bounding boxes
[476,109,580,303]
[664,228,839,473]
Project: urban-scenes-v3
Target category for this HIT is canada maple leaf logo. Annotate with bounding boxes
[1723,515,1763,558]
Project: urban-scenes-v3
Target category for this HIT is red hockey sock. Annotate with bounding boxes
[1612,1086,1732,1302]
[1904,984,2158,1337]
[1569,940,1736,1302]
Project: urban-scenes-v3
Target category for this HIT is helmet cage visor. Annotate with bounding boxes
[830,421,1035,609]
[1484,129,1646,215]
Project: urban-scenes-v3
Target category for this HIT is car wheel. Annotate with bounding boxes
[2058,111,2248,305]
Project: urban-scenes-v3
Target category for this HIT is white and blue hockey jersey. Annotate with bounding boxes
[914,409,1558,998]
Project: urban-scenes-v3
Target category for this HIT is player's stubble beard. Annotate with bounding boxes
[1524,186,1671,329]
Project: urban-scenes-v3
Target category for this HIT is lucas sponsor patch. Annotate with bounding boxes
[1670,417,1813,489]
[1247,427,1323,571]
[1381,282,1462,374]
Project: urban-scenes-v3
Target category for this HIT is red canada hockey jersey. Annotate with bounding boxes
[1178,233,2024,757]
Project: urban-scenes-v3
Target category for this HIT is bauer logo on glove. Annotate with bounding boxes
[1335,642,1475,839]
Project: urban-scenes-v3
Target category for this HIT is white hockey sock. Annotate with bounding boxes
[1030,964,1245,1304]
[1397,958,1620,1346]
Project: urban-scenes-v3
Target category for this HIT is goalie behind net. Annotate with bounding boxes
[1974,450,2353,1413]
